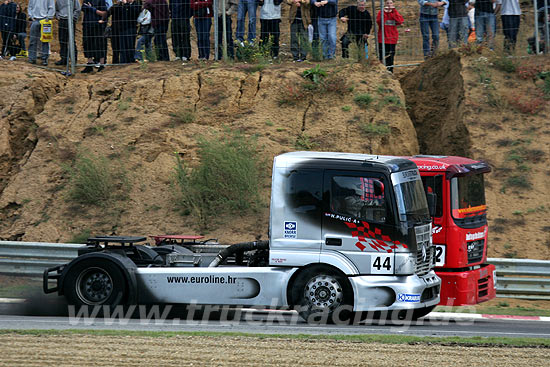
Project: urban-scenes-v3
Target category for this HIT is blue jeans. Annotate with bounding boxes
[194,18,212,60]
[29,20,50,62]
[236,0,257,43]
[475,11,495,49]
[134,33,153,61]
[419,13,439,57]
[318,17,336,59]
[17,32,27,51]
[448,17,469,48]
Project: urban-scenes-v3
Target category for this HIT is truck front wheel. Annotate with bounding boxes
[291,266,353,324]
[64,259,127,308]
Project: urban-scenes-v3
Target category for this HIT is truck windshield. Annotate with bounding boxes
[451,174,486,219]
[391,169,430,224]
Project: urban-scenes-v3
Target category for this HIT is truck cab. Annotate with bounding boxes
[409,155,496,306]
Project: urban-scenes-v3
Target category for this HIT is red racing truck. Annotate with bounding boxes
[409,155,496,306]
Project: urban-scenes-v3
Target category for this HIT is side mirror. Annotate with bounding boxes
[373,180,384,197]
[426,192,436,217]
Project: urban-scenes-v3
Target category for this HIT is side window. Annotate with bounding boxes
[421,175,443,217]
[286,169,323,214]
[331,175,388,223]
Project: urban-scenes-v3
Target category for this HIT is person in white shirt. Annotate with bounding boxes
[500,0,520,53]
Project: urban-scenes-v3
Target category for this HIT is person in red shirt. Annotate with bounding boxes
[376,0,403,73]
[190,0,213,60]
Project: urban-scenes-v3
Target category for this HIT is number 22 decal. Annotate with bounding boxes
[371,254,393,274]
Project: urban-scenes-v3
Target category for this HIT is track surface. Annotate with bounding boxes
[1,311,549,338]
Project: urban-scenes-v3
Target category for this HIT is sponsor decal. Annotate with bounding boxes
[397,293,421,303]
[284,221,297,238]
[166,275,237,284]
[417,165,446,171]
[271,257,286,264]
[432,226,443,234]
[344,221,408,253]
[466,230,486,241]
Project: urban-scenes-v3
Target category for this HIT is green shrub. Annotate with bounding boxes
[295,133,319,150]
[71,229,92,244]
[68,152,129,205]
[170,108,196,125]
[173,131,263,228]
[361,122,390,137]
[491,55,517,73]
[354,94,373,108]
[302,64,327,84]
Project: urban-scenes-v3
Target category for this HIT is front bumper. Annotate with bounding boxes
[436,263,496,306]
[349,271,441,311]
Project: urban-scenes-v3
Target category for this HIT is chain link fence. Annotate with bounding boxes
[0,0,548,75]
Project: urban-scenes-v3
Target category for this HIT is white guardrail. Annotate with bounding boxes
[0,242,549,300]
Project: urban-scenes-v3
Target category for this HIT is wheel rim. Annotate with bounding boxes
[75,267,114,305]
[303,274,344,311]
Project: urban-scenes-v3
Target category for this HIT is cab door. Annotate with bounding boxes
[321,170,401,275]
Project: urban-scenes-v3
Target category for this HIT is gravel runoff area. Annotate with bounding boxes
[1,334,548,366]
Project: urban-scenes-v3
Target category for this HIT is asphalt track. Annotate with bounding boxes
[1,299,549,338]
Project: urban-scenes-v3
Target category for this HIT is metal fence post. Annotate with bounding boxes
[222,0,228,61]
[67,0,76,75]
[544,0,550,53]
[214,0,219,60]
[380,0,385,66]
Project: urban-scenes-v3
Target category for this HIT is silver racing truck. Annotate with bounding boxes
[44,152,441,322]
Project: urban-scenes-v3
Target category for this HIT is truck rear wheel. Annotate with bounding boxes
[64,259,127,308]
[291,266,353,324]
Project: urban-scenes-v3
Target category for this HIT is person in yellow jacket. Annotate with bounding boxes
[287,0,310,61]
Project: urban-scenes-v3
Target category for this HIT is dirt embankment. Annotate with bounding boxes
[0,53,549,259]
[0,61,417,244]
[1,333,548,366]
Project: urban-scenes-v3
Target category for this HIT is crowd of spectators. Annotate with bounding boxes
[0,0,546,72]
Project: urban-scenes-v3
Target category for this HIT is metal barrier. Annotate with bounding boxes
[1,242,549,300]
[488,258,550,300]
[0,241,81,277]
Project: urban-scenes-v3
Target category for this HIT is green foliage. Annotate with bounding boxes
[361,122,390,137]
[302,64,327,84]
[490,55,517,73]
[67,152,129,205]
[341,105,351,112]
[353,94,373,108]
[295,133,318,150]
[235,39,272,63]
[71,229,92,244]
[173,131,263,228]
[170,108,196,125]
[506,175,531,189]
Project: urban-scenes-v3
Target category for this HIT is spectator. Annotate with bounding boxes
[448,0,469,48]
[190,0,212,60]
[0,0,17,59]
[81,0,108,72]
[259,0,282,58]
[311,0,338,60]
[440,1,449,43]
[377,0,403,73]
[286,0,310,62]
[14,3,27,57]
[338,0,372,59]
[236,0,257,45]
[170,0,192,61]
[108,0,140,64]
[500,0,520,53]
[215,0,237,60]
[474,0,499,49]
[55,0,81,66]
[144,0,169,61]
[134,3,152,60]
[418,0,447,58]
[28,0,55,65]
[467,0,475,40]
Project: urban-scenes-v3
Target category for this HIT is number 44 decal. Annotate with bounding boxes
[371,254,393,274]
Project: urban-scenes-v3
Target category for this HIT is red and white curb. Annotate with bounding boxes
[425,312,550,322]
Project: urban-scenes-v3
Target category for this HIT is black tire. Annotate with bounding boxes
[290,266,353,324]
[63,259,127,308]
